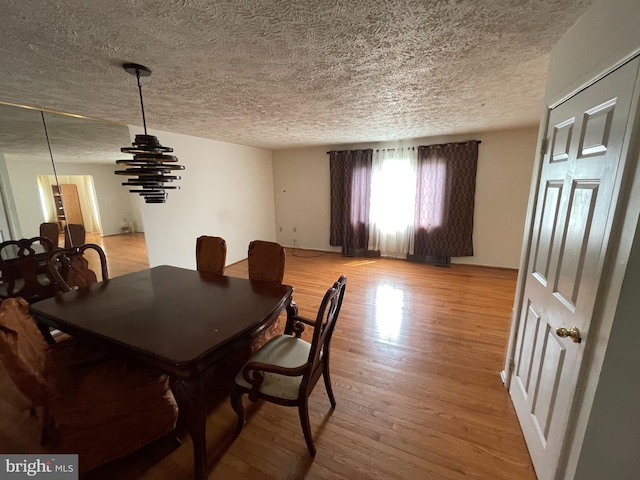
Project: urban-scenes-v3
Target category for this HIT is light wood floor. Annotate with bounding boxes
[81,232,150,278]
[0,239,536,479]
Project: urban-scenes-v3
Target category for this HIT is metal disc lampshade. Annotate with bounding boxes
[115,63,185,204]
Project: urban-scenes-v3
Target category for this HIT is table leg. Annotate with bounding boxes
[172,376,207,480]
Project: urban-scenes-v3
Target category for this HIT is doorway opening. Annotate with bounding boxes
[36,175,102,234]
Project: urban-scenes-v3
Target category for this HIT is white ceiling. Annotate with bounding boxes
[0,0,592,152]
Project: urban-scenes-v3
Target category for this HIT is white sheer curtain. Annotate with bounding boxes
[74,175,102,234]
[37,175,57,223]
[368,147,417,257]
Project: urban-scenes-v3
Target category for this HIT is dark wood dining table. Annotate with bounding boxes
[30,265,294,480]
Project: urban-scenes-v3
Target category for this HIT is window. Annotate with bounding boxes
[368,148,417,256]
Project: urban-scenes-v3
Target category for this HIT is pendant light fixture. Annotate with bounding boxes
[115,63,184,203]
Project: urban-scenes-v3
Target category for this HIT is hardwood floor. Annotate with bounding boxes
[0,243,536,479]
[83,232,150,278]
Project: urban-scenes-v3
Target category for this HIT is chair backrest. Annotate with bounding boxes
[0,237,56,303]
[0,297,52,407]
[304,275,347,387]
[247,240,286,284]
[39,223,60,247]
[331,275,348,320]
[195,236,227,276]
[48,244,109,292]
[64,224,86,249]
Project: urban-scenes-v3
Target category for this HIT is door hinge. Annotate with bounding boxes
[540,137,549,156]
[509,358,515,372]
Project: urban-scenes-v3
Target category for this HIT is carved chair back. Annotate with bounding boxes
[0,236,56,304]
[300,275,346,392]
[48,244,109,292]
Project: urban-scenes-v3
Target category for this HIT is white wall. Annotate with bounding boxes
[135,127,276,269]
[273,146,339,252]
[4,159,132,238]
[273,126,537,269]
[0,153,20,240]
[545,0,640,105]
[127,192,144,233]
[468,128,537,268]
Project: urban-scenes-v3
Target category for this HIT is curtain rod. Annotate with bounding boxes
[375,147,415,152]
[327,140,481,154]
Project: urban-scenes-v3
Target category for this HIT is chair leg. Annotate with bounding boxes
[230,388,246,435]
[298,400,316,455]
[40,408,49,446]
[323,362,337,408]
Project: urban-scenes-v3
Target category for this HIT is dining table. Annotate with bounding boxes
[30,264,294,480]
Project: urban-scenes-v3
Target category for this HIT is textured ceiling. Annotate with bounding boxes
[0,104,129,164]
[0,0,593,153]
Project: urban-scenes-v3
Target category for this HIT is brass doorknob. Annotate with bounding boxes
[556,326,581,343]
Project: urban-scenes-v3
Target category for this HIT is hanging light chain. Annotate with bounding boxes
[135,68,148,135]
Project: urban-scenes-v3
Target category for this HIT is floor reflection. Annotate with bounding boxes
[374,284,404,342]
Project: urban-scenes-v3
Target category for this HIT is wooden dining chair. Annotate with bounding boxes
[231,275,347,455]
[248,240,286,284]
[195,235,227,276]
[0,297,178,474]
[48,244,109,292]
[63,224,86,248]
[246,240,287,351]
[39,222,60,247]
[216,240,288,377]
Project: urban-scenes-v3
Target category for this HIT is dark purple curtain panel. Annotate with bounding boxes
[329,149,373,255]
[414,141,479,257]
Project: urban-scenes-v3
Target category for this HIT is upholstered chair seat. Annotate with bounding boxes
[235,335,311,400]
[49,349,177,469]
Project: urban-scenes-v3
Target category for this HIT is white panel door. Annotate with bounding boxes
[509,58,640,480]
